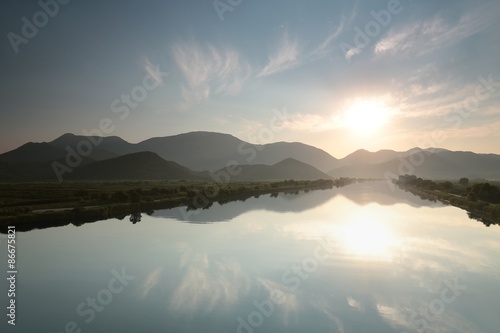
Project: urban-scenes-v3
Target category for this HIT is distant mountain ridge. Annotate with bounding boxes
[328,148,500,180]
[3,131,337,172]
[221,158,332,181]
[1,131,500,181]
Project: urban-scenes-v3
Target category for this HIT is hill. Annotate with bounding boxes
[329,149,500,180]
[0,132,338,173]
[68,152,208,181]
[2,132,500,182]
[221,158,332,181]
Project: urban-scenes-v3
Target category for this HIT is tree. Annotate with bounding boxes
[112,191,128,203]
[130,190,142,203]
[467,183,500,204]
[441,181,453,190]
[130,212,142,224]
[459,178,469,186]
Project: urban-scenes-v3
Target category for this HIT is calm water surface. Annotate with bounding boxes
[2,181,500,333]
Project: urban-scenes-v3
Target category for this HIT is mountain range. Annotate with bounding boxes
[1,131,499,182]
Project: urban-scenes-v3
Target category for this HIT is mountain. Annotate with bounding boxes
[68,152,208,180]
[335,149,399,167]
[49,133,131,155]
[329,149,500,180]
[0,131,338,173]
[68,152,208,181]
[135,132,249,171]
[0,142,66,163]
[221,158,332,181]
[335,148,451,168]
[2,132,500,182]
[134,132,338,172]
[250,141,337,172]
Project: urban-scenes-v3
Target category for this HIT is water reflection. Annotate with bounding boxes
[5,181,500,333]
[157,181,447,223]
[337,212,397,260]
[168,245,250,313]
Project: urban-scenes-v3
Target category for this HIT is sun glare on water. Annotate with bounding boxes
[338,214,397,260]
[343,98,391,134]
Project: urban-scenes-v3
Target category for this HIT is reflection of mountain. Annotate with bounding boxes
[338,181,446,208]
[152,181,445,222]
[152,189,337,222]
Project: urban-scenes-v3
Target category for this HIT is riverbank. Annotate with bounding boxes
[395,176,500,226]
[0,178,355,232]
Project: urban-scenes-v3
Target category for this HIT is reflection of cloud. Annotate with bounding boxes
[257,278,347,332]
[346,296,363,311]
[257,278,300,327]
[170,247,250,313]
[376,302,481,333]
[397,237,500,275]
[139,267,163,299]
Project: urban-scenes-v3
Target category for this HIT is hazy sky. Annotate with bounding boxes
[1,0,499,157]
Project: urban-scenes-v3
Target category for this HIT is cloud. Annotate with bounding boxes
[386,63,500,120]
[257,32,301,77]
[172,41,251,108]
[375,5,500,57]
[258,8,358,77]
[436,120,500,139]
[393,78,500,122]
[307,15,348,60]
[275,111,347,132]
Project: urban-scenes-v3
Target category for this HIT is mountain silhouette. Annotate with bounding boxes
[1,132,500,181]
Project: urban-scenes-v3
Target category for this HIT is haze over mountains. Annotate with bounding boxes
[1,131,499,182]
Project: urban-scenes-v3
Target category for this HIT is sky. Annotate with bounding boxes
[1,0,500,158]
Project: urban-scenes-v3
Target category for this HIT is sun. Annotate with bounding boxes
[342,98,391,134]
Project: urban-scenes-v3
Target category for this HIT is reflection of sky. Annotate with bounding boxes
[2,182,500,332]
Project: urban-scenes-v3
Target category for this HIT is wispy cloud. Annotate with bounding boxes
[257,32,301,78]
[172,41,251,108]
[308,15,348,60]
[389,64,500,120]
[433,120,500,139]
[279,112,340,131]
[375,4,500,57]
[259,8,357,76]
